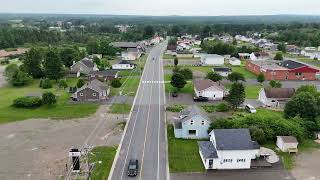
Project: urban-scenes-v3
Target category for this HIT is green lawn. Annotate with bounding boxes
[165,74,194,94]
[110,77,141,96]
[89,146,117,180]
[165,66,212,74]
[0,78,99,123]
[109,103,132,114]
[163,54,176,59]
[229,66,257,79]
[225,83,262,99]
[167,125,205,172]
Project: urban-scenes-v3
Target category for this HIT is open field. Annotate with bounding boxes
[89,146,117,180]
[167,125,205,173]
[0,78,99,123]
[109,103,132,114]
[229,65,257,79]
[164,74,194,94]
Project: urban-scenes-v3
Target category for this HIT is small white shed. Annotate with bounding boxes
[200,54,225,66]
[229,57,241,66]
[276,136,299,153]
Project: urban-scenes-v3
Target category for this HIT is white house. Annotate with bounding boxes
[198,129,260,170]
[194,79,227,100]
[301,47,320,60]
[258,88,295,108]
[212,67,232,77]
[112,60,136,70]
[276,136,299,153]
[200,54,225,66]
[174,106,210,139]
[250,52,270,61]
[70,57,98,77]
[229,57,241,66]
[121,48,141,61]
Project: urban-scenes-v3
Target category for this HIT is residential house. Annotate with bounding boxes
[238,53,251,60]
[246,60,320,81]
[212,67,232,77]
[301,47,320,60]
[121,48,142,61]
[112,60,136,70]
[70,57,98,77]
[110,42,146,52]
[174,106,210,139]
[88,70,119,81]
[200,54,225,66]
[194,79,227,100]
[249,52,270,61]
[286,45,300,55]
[71,79,110,102]
[229,57,241,66]
[258,88,295,108]
[262,43,278,51]
[198,129,260,170]
[276,136,299,153]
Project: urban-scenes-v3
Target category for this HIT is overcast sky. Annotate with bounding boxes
[1,0,320,16]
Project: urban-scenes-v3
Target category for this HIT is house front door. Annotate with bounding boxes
[209,159,213,169]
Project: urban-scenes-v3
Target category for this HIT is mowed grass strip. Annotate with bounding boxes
[167,125,205,172]
[0,78,99,123]
[109,103,132,114]
[89,146,117,180]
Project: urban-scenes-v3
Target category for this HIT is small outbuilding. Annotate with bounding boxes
[229,57,241,66]
[276,136,299,153]
[200,54,225,66]
[212,67,232,77]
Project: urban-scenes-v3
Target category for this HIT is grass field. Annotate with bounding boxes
[167,125,205,172]
[110,77,140,96]
[164,74,193,94]
[109,103,132,114]
[225,83,262,99]
[0,78,99,123]
[165,66,212,74]
[89,146,117,180]
[229,66,257,79]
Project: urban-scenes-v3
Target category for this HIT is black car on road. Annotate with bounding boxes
[127,159,139,177]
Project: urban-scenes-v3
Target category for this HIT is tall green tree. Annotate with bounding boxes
[227,72,246,82]
[174,57,179,66]
[257,73,265,84]
[60,47,80,67]
[226,82,246,109]
[44,49,63,80]
[171,73,187,91]
[206,72,222,82]
[277,43,287,53]
[143,25,155,39]
[86,39,100,55]
[23,48,44,78]
[274,52,284,60]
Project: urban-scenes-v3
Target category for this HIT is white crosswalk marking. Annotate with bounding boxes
[142,81,170,84]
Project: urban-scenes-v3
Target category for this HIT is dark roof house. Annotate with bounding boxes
[264,88,295,99]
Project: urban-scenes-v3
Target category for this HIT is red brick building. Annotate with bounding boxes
[246,60,320,81]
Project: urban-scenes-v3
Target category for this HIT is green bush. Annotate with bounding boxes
[12,97,42,108]
[216,103,230,112]
[77,79,86,88]
[42,92,57,105]
[166,105,184,112]
[111,79,122,88]
[58,79,68,89]
[40,78,52,89]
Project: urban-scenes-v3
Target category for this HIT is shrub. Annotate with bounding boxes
[77,79,86,88]
[40,78,52,89]
[179,68,193,80]
[111,79,122,88]
[58,79,68,89]
[216,103,230,112]
[12,97,42,108]
[166,105,184,112]
[201,105,216,113]
[42,92,57,105]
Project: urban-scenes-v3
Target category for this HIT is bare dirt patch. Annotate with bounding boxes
[0,105,126,180]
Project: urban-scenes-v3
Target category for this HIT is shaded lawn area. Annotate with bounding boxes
[109,103,132,114]
[167,125,205,172]
[0,78,99,123]
[89,146,117,180]
[165,66,212,73]
[110,77,140,96]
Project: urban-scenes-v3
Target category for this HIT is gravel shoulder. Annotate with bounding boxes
[0,105,125,180]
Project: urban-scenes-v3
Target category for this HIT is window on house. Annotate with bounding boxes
[190,120,193,125]
[201,121,205,125]
[93,93,97,97]
[188,130,196,135]
[295,72,302,76]
[80,93,84,96]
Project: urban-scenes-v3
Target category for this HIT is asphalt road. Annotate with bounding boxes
[109,43,168,180]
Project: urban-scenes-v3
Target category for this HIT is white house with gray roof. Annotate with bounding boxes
[194,79,227,100]
[198,129,260,170]
[174,106,210,139]
[70,57,98,77]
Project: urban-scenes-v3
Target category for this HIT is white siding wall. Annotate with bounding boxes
[195,87,224,100]
[112,64,135,70]
[276,138,298,152]
[181,115,210,139]
[201,56,224,66]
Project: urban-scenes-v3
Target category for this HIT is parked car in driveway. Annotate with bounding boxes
[193,96,209,102]
[127,159,139,177]
[245,104,257,113]
[172,91,178,97]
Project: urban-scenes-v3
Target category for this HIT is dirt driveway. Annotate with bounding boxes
[291,148,320,180]
[0,105,125,180]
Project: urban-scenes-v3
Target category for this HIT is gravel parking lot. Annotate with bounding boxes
[0,105,125,180]
[291,148,320,180]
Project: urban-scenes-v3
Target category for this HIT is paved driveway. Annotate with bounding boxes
[0,65,7,88]
[291,148,320,180]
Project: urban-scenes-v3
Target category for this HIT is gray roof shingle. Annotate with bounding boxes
[212,129,259,150]
[198,141,218,158]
